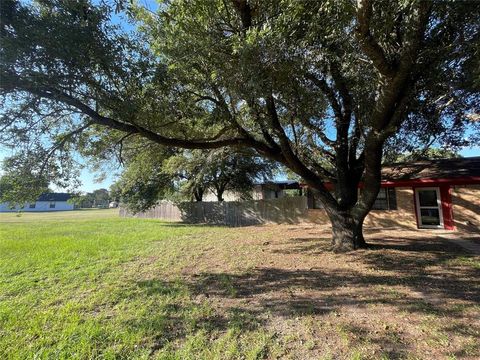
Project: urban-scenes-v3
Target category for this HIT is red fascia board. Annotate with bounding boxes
[440,185,455,230]
[380,177,480,187]
[300,176,480,189]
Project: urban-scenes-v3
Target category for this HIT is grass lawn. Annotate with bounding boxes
[0,210,479,359]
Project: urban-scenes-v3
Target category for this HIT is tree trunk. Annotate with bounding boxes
[329,211,367,252]
[216,188,225,202]
[194,188,204,202]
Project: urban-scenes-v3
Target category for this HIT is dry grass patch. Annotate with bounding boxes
[155,224,480,359]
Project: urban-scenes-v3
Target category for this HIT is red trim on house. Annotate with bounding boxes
[380,176,480,187]
[449,186,455,229]
[300,176,480,190]
[439,185,455,230]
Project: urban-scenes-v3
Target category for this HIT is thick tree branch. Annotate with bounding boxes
[265,95,335,204]
[372,2,432,132]
[306,72,343,121]
[329,63,353,122]
[231,0,252,30]
[355,0,396,78]
[9,84,247,149]
[307,69,353,197]
[1,74,293,172]
[349,116,362,166]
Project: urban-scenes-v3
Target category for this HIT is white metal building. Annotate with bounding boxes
[0,193,75,212]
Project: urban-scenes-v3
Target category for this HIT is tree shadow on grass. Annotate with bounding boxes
[282,235,479,300]
[134,231,479,319]
[273,233,468,253]
[186,266,478,313]
[149,222,219,228]
[195,231,477,311]
[128,265,477,357]
[444,322,480,358]
[118,279,264,355]
[124,233,479,357]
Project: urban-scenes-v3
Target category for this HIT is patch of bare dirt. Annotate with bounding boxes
[143,224,480,359]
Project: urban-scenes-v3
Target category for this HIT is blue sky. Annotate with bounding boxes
[79,169,117,192]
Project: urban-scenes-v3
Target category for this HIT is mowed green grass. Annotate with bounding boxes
[0,210,275,360]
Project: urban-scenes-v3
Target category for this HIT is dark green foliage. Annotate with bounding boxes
[111,147,275,212]
[385,148,462,164]
[108,144,177,212]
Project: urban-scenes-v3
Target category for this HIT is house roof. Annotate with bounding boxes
[255,180,300,189]
[37,193,72,202]
[382,157,480,181]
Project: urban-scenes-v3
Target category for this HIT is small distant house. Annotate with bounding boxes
[252,180,302,200]
[305,157,480,232]
[201,180,302,202]
[0,193,75,212]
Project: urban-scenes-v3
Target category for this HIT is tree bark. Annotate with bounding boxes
[194,188,204,202]
[328,210,367,252]
[216,190,224,202]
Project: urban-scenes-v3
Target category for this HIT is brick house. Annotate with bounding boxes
[306,157,480,232]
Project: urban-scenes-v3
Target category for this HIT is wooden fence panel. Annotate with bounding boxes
[119,196,308,227]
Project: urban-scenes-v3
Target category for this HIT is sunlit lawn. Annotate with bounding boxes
[0,210,275,359]
[1,210,479,359]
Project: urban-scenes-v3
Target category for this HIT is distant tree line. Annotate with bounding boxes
[72,188,113,209]
[109,148,277,213]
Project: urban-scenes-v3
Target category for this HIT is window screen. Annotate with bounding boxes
[387,188,397,210]
[372,188,388,210]
[372,188,397,210]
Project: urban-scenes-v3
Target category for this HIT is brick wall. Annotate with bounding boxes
[306,187,417,229]
[451,184,480,233]
[365,187,417,229]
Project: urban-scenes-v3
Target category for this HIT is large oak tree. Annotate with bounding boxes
[1,0,479,251]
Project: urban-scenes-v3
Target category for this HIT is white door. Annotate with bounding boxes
[415,187,443,229]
